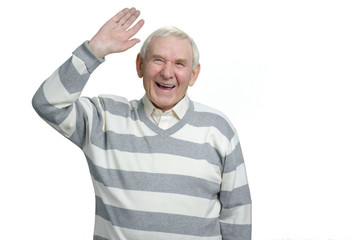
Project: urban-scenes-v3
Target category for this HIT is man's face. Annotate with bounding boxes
[136,36,200,112]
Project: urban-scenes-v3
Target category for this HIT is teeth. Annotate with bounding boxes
[157,82,175,88]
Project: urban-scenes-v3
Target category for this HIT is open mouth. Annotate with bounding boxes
[156,82,175,90]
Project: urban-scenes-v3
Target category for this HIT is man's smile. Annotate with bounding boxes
[156,82,176,90]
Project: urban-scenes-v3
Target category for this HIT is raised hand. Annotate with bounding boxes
[88,7,145,59]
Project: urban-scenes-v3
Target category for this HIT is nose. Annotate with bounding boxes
[160,61,175,80]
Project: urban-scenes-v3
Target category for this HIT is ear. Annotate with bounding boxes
[189,64,201,86]
[136,53,143,78]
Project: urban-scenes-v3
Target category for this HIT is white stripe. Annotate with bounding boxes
[71,54,88,75]
[83,144,222,184]
[221,163,248,191]
[104,111,157,137]
[94,215,222,240]
[94,216,122,240]
[57,105,77,137]
[170,125,230,157]
[230,132,240,151]
[92,178,221,218]
[219,203,252,225]
[43,69,81,108]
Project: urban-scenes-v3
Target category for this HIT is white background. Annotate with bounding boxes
[1,0,359,239]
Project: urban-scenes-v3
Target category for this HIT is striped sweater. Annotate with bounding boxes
[32,42,252,240]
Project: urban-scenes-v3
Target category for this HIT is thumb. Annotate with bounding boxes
[124,38,141,50]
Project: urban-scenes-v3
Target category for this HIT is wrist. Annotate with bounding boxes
[73,41,105,73]
[88,39,107,59]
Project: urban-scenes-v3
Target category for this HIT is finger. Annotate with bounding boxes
[123,38,141,50]
[122,9,141,29]
[118,8,136,26]
[126,19,145,39]
[110,8,129,23]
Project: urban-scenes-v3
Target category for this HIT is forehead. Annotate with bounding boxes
[146,36,193,60]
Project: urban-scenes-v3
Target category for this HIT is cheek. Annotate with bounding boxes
[146,66,163,81]
[142,73,153,90]
[143,78,154,94]
[176,71,193,86]
[143,70,156,85]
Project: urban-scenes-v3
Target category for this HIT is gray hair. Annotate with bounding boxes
[140,26,200,69]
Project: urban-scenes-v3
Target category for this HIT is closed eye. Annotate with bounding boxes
[154,58,164,64]
[175,60,188,67]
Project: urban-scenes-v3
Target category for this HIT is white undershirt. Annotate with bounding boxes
[142,94,190,130]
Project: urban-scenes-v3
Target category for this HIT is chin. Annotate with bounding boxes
[152,98,175,110]
[156,102,174,111]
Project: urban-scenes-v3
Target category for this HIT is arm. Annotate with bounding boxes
[32,42,104,147]
[32,8,144,146]
[219,134,252,240]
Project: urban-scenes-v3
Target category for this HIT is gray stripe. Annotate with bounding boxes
[32,82,73,125]
[90,126,223,169]
[189,110,235,142]
[89,97,106,143]
[220,184,251,209]
[98,97,236,144]
[87,156,220,199]
[223,143,244,173]
[98,97,138,120]
[58,57,91,94]
[220,222,251,240]
[68,99,93,148]
[95,196,221,237]
[73,41,105,73]
[93,236,108,240]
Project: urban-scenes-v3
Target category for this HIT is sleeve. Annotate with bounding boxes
[219,132,252,240]
[32,41,105,148]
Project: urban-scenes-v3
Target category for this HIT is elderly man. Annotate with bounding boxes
[32,7,251,240]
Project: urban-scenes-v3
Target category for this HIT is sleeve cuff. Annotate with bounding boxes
[72,41,105,73]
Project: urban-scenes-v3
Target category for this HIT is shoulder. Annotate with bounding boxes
[190,100,238,141]
[192,100,236,129]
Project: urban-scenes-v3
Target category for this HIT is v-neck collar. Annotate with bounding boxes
[137,98,194,137]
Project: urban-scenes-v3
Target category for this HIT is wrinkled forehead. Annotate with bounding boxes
[146,36,193,60]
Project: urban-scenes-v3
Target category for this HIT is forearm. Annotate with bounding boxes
[32,42,104,140]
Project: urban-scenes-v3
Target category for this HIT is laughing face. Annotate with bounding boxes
[136,36,200,112]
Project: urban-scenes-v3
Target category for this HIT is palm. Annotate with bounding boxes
[89,8,144,58]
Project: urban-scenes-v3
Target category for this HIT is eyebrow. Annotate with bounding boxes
[151,54,188,65]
